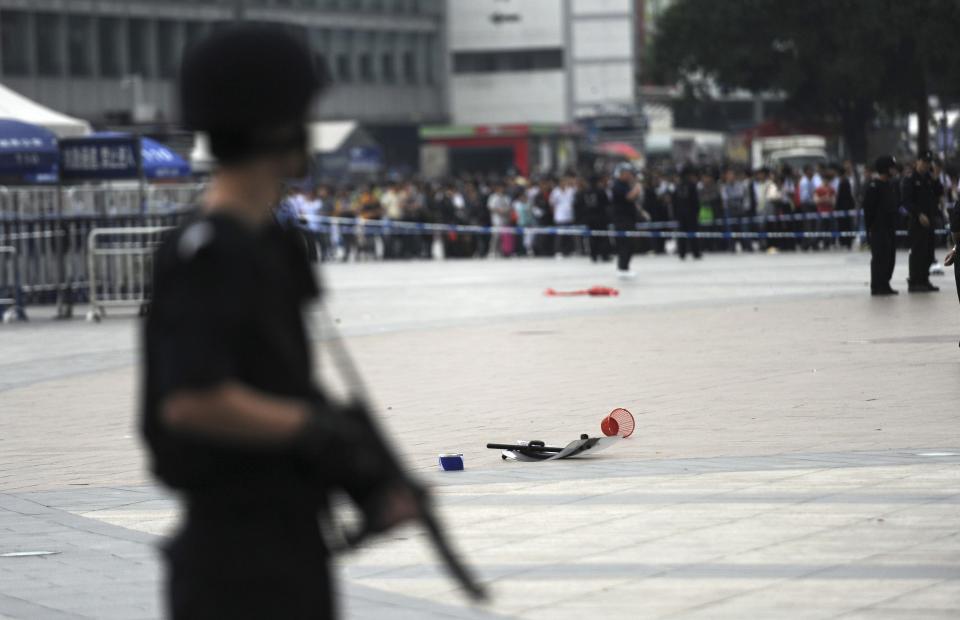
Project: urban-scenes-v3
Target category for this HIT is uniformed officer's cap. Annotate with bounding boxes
[874,155,897,173]
[179,23,325,163]
[918,149,936,163]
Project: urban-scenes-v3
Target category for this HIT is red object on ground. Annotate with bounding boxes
[600,416,619,436]
[544,286,619,297]
[601,408,635,438]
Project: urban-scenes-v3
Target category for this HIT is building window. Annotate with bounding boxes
[1,11,30,76]
[98,17,124,78]
[359,53,373,82]
[157,21,179,79]
[381,53,395,83]
[336,54,352,82]
[315,53,331,83]
[453,49,564,74]
[67,15,94,77]
[128,19,151,77]
[424,34,436,84]
[36,13,64,76]
[402,50,416,84]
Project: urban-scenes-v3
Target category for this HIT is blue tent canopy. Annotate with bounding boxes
[0,119,58,183]
[89,132,191,180]
[140,136,191,180]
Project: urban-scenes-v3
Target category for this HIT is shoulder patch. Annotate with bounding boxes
[177,221,215,261]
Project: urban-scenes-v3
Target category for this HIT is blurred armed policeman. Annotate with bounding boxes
[141,24,418,619]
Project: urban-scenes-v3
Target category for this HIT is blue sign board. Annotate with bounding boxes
[59,136,141,181]
[347,146,383,173]
[0,120,59,183]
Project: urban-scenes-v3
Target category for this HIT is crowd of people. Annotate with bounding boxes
[279,158,957,277]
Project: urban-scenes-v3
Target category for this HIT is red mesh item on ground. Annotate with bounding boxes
[601,408,635,437]
[544,286,619,297]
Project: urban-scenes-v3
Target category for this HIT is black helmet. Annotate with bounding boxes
[179,23,325,163]
[874,155,897,173]
[918,149,936,163]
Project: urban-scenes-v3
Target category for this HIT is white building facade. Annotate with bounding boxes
[446,0,639,126]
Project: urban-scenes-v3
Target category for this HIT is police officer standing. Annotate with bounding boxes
[142,25,419,619]
[675,164,702,260]
[578,174,612,262]
[901,150,942,292]
[863,155,901,295]
[611,163,642,277]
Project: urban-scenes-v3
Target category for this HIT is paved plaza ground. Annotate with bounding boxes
[1,249,958,619]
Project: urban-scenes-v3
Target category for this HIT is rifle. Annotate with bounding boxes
[319,310,488,602]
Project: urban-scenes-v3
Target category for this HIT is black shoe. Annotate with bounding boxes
[908,281,939,293]
[871,288,898,296]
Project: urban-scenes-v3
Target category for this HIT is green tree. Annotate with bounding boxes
[648,0,960,160]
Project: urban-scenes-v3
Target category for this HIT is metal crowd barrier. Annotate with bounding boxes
[0,184,199,321]
[310,215,870,240]
[86,226,171,322]
[0,244,25,322]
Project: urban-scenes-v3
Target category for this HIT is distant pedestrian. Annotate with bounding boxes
[579,174,612,262]
[487,182,512,257]
[644,170,669,254]
[611,163,642,277]
[549,175,577,256]
[721,168,749,252]
[863,155,901,295]
[675,165,702,260]
[813,167,837,250]
[902,150,942,292]
[798,165,818,250]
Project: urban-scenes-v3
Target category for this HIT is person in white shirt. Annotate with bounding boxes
[379,182,404,258]
[798,166,819,250]
[487,182,512,257]
[750,168,775,251]
[295,186,323,261]
[549,175,577,256]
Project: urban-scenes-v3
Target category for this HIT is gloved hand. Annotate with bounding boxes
[294,396,427,540]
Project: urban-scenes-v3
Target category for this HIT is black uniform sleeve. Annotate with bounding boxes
[951,202,960,234]
[901,175,917,216]
[862,182,878,231]
[612,182,628,204]
[151,230,254,394]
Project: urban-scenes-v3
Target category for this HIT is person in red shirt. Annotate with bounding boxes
[813,167,837,249]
